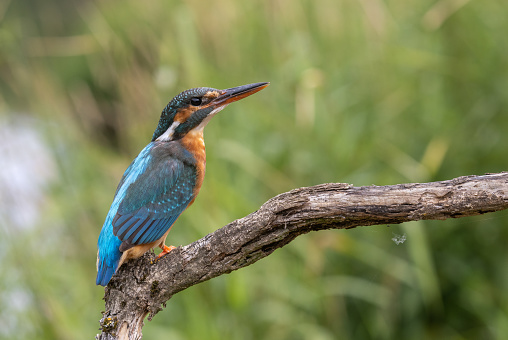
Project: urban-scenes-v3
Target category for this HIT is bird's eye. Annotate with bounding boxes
[190,97,202,106]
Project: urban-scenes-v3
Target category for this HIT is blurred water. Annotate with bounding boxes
[0,116,56,231]
[0,116,56,339]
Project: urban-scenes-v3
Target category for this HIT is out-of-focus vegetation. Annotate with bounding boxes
[1,0,507,339]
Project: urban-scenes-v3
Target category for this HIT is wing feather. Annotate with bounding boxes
[112,142,197,251]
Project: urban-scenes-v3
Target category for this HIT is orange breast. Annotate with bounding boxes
[180,130,206,203]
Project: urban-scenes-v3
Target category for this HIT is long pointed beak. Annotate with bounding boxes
[213,82,269,106]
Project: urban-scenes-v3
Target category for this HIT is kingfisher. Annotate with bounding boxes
[96,82,269,286]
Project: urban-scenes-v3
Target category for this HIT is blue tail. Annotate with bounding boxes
[96,257,118,286]
[96,217,123,286]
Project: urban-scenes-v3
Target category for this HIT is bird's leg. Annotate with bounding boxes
[156,244,176,259]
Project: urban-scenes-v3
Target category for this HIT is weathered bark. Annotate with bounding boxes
[97,172,508,340]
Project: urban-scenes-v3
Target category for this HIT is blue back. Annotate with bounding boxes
[96,141,197,286]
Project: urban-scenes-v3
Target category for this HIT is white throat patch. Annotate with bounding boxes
[156,121,180,142]
[193,105,227,132]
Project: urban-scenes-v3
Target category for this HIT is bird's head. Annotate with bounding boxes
[152,82,269,142]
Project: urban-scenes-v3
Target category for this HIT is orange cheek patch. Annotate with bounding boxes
[174,107,195,123]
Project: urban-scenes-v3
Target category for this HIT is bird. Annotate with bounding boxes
[96,82,269,286]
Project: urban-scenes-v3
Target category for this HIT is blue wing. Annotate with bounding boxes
[112,142,197,251]
[96,141,196,285]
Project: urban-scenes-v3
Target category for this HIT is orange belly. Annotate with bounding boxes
[119,226,173,267]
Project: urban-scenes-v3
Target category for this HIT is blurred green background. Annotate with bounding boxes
[1,0,508,339]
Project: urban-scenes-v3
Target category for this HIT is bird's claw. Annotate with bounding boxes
[155,245,176,262]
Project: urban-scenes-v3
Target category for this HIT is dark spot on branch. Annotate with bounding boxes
[150,281,160,298]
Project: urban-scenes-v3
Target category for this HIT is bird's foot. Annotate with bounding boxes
[156,245,176,260]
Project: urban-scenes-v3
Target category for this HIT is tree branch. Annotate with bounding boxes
[97,172,508,340]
